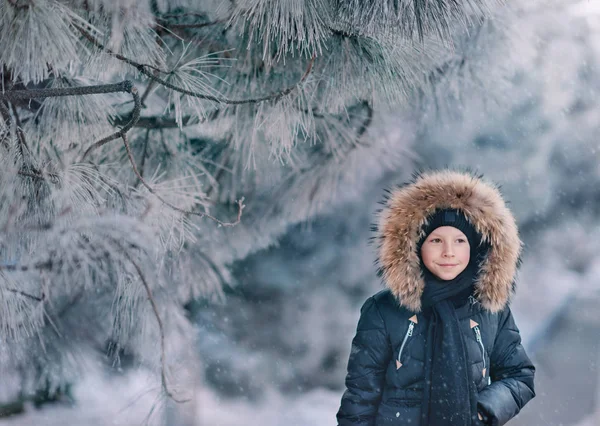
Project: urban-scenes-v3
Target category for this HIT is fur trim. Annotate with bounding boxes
[375,170,522,313]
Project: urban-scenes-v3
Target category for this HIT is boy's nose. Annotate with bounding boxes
[442,244,454,256]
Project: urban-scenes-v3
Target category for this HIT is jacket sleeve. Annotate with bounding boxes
[477,307,536,426]
[337,296,392,426]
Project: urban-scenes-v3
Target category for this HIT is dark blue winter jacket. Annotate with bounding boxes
[337,290,535,425]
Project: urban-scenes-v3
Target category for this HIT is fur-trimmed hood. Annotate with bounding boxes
[375,170,522,313]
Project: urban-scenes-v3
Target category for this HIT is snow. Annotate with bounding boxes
[0,367,341,426]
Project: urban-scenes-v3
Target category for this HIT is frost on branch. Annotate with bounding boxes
[334,0,501,41]
[229,0,332,62]
[0,0,510,412]
[0,0,88,84]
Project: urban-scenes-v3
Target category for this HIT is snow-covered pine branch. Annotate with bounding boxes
[0,0,511,414]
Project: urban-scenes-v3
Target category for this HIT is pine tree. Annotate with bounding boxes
[0,0,506,413]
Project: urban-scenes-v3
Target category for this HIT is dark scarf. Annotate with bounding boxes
[419,262,479,426]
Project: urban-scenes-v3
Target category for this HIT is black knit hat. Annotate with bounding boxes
[417,208,484,258]
[421,209,476,243]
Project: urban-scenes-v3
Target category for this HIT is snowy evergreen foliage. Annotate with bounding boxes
[168,1,600,425]
[0,0,508,411]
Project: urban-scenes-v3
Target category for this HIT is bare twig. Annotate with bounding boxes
[1,81,135,101]
[137,128,150,185]
[75,23,316,105]
[160,12,208,20]
[114,109,219,128]
[0,260,53,272]
[0,81,141,162]
[81,84,141,161]
[4,288,43,302]
[114,114,197,129]
[10,102,30,155]
[121,134,245,226]
[0,100,12,148]
[140,78,158,108]
[115,244,190,404]
[0,100,11,126]
[17,170,61,184]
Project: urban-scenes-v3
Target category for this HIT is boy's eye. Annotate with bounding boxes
[429,238,467,243]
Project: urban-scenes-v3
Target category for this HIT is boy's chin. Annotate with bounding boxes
[434,270,461,281]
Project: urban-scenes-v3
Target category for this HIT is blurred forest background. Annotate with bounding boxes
[0,0,599,425]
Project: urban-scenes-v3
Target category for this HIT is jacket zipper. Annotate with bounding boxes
[396,321,414,369]
[473,325,491,385]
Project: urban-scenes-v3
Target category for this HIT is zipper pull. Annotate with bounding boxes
[474,326,482,342]
[407,323,414,336]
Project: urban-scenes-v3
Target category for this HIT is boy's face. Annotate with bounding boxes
[420,226,470,281]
